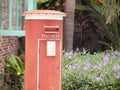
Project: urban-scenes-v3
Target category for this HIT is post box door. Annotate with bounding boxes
[38,40,61,90]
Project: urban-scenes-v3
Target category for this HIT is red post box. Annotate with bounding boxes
[22,10,66,90]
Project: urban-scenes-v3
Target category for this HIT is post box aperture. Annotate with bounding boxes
[44,25,59,34]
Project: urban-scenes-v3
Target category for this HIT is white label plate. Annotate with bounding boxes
[47,41,56,56]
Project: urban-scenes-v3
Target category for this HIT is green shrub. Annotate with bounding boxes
[62,50,120,90]
[5,55,24,90]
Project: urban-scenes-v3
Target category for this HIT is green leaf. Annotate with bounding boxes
[75,4,90,11]
[5,55,24,76]
[37,0,48,4]
[98,40,111,48]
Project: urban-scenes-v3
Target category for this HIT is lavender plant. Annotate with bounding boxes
[62,49,120,90]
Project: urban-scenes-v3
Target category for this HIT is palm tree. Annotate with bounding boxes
[64,0,75,51]
[102,0,120,24]
[76,0,120,50]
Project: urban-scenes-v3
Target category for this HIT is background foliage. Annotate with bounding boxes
[76,0,120,50]
[37,0,64,11]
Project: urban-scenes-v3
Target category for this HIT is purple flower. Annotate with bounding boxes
[103,61,107,66]
[84,62,90,70]
[69,50,73,55]
[115,74,120,79]
[93,63,104,70]
[66,64,78,69]
[76,48,79,51]
[93,65,98,69]
[112,55,117,59]
[93,65,101,70]
[82,49,87,55]
[99,63,103,67]
[95,77,101,81]
[103,54,110,62]
[114,51,120,56]
[113,65,120,70]
[65,52,69,56]
[65,51,73,57]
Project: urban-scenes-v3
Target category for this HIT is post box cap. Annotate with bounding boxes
[22,10,67,20]
[22,10,67,17]
[22,10,66,16]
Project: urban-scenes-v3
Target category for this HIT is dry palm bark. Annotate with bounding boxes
[64,0,75,51]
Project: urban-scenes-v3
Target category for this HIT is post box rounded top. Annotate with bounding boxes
[22,10,67,20]
[22,10,67,17]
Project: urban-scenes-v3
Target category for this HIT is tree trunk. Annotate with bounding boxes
[64,0,75,51]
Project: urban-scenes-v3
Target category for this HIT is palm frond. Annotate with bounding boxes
[102,0,120,23]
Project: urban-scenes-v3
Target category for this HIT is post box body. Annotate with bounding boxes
[23,10,66,90]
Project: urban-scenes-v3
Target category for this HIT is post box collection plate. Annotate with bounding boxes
[47,41,56,56]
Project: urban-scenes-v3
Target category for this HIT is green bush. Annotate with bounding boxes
[5,55,24,90]
[62,49,120,90]
[4,50,120,90]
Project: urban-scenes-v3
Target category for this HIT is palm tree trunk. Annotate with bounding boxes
[64,0,75,51]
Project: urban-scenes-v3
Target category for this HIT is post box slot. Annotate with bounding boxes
[44,25,59,34]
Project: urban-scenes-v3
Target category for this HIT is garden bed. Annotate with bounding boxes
[2,49,120,90]
[62,49,120,90]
